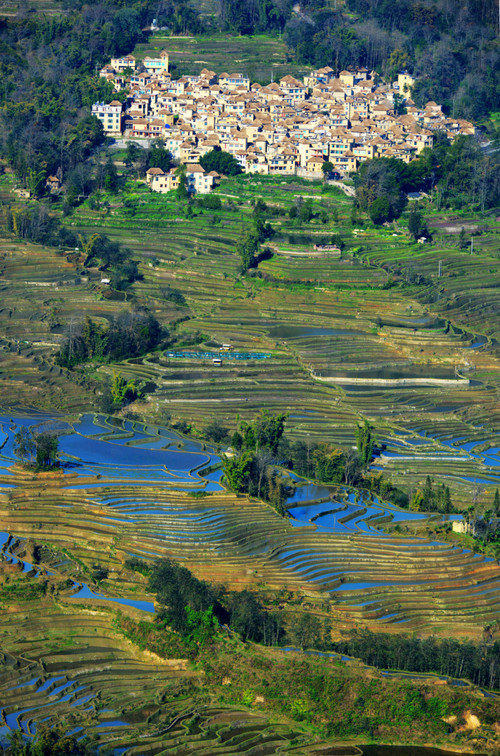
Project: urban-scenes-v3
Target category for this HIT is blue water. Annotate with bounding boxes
[69,584,155,613]
[287,484,333,504]
[8,678,39,690]
[59,434,210,471]
[37,676,65,693]
[95,720,130,728]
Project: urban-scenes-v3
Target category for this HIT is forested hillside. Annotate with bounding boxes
[284,0,499,119]
[0,1,156,189]
[0,0,498,190]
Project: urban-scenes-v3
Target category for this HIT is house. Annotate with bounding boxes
[110,55,136,72]
[96,50,472,181]
[91,101,123,135]
[313,244,341,256]
[185,163,216,194]
[279,75,307,103]
[397,71,415,92]
[46,175,62,193]
[146,167,178,193]
[143,50,169,75]
[218,73,250,91]
[306,156,325,175]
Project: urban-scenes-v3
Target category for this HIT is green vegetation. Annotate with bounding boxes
[56,310,164,369]
[332,630,500,690]
[199,148,242,177]
[5,726,98,755]
[285,0,500,121]
[354,137,500,218]
[13,427,60,471]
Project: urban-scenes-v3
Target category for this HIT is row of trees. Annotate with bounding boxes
[237,200,276,273]
[221,415,380,513]
[129,557,284,646]
[410,476,452,513]
[56,310,164,368]
[332,629,500,691]
[133,558,500,691]
[219,414,457,515]
[6,725,98,755]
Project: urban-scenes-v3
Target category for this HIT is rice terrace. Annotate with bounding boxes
[1,0,500,753]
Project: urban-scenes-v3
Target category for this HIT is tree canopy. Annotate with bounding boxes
[14,428,60,471]
[200,149,242,176]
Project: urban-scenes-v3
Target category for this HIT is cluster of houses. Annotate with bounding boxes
[92,50,476,194]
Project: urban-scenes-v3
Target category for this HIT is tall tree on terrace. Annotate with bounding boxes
[356,419,375,467]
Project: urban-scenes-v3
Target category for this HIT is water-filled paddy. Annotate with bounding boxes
[268,325,365,339]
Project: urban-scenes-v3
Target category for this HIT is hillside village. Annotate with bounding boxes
[93,50,476,193]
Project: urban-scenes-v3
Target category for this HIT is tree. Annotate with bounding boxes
[410,488,424,512]
[408,206,426,241]
[148,558,218,637]
[103,157,119,192]
[124,142,142,175]
[228,590,265,642]
[146,140,173,173]
[355,158,407,221]
[393,92,407,115]
[230,430,243,450]
[185,605,218,645]
[111,372,138,406]
[458,226,469,250]
[35,433,59,470]
[14,428,59,470]
[356,419,374,466]
[369,195,391,225]
[237,228,260,273]
[343,448,362,486]
[26,167,46,198]
[254,411,286,454]
[493,488,500,516]
[200,148,242,176]
[313,444,345,483]
[204,422,230,444]
[321,160,334,180]
[8,724,98,755]
[290,613,322,649]
[14,427,36,465]
[175,164,189,200]
[222,451,253,493]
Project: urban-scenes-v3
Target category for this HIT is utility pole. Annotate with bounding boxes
[471,236,474,255]
[438,260,442,277]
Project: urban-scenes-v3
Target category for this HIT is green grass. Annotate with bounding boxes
[133,32,311,83]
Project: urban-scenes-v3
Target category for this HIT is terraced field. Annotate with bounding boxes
[2,169,500,748]
[2,414,500,635]
[2,172,500,506]
[135,32,312,84]
[1,413,500,750]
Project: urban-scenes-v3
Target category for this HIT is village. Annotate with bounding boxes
[92,50,476,194]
